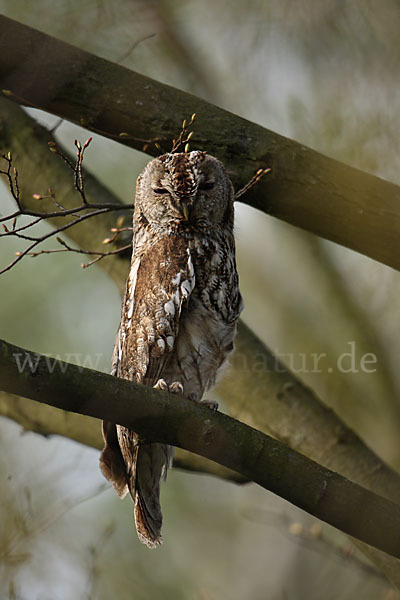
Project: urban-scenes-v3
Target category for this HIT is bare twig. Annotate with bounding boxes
[235,167,271,200]
[170,113,196,153]
[23,237,132,270]
[0,142,134,274]
[2,217,42,236]
[0,152,22,209]
[74,138,90,204]
[49,117,64,135]
[32,187,67,212]
[129,111,197,155]
[48,138,92,205]
[117,131,165,154]
[102,216,133,245]
[116,33,156,64]
[1,208,132,275]
[0,201,131,224]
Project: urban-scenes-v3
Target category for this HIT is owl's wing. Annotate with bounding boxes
[116,234,195,385]
[102,234,195,546]
[100,234,194,509]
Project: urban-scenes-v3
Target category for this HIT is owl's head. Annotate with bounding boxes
[134,151,234,233]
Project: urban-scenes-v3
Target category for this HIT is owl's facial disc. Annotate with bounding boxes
[139,150,232,230]
[150,184,192,221]
[148,152,206,222]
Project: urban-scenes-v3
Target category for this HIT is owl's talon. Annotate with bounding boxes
[169,381,184,394]
[154,379,184,395]
[201,399,219,411]
[154,378,169,391]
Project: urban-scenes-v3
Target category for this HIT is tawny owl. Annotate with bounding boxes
[99,151,243,548]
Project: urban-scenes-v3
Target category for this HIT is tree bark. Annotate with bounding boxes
[0,14,399,270]
[2,337,400,562]
[0,390,246,482]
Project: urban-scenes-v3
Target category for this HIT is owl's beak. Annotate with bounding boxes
[182,203,190,220]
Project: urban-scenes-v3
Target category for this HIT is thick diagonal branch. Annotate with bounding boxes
[1,338,400,561]
[0,15,399,269]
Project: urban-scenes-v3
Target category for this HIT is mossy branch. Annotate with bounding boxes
[0,391,245,483]
[1,337,400,561]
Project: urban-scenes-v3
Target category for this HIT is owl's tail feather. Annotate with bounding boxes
[133,485,163,548]
[100,423,166,548]
[129,443,165,549]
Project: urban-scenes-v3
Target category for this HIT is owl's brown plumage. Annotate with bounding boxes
[100,151,243,547]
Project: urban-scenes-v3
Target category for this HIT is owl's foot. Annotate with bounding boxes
[169,381,184,394]
[200,399,219,411]
[154,378,169,392]
[154,379,184,394]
